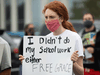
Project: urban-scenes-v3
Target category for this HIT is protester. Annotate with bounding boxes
[93,30,100,70]
[78,13,100,74]
[0,29,18,52]
[19,24,34,55]
[19,23,35,75]
[0,36,11,75]
[40,23,51,36]
[19,1,84,75]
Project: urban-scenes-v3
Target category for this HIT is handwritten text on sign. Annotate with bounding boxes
[22,36,75,75]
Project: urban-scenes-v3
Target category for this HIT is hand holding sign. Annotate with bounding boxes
[71,51,79,63]
[19,55,24,63]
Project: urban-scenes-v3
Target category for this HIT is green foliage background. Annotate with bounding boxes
[71,0,100,19]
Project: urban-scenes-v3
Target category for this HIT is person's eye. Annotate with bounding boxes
[45,16,48,19]
[50,16,55,19]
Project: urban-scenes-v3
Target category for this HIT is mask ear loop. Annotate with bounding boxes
[59,16,65,33]
[59,17,62,25]
[60,22,61,25]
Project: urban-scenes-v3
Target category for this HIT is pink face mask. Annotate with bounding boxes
[45,19,60,32]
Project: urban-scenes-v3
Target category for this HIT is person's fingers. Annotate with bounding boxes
[85,68,90,72]
[71,51,79,63]
[71,57,74,61]
[73,51,78,55]
[19,55,24,59]
[71,58,77,62]
[71,53,78,60]
[73,53,78,56]
[72,53,78,59]
[71,55,78,62]
[75,50,78,53]
[19,58,24,60]
[19,55,23,57]
[73,55,78,59]
[71,56,77,60]
[71,57,78,61]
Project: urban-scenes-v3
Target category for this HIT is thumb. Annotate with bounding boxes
[76,50,78,53]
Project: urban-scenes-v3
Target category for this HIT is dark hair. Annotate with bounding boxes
[24,24,35,35]
[42,1,76,32]
[83,13,94,20]
[24,23,33,31]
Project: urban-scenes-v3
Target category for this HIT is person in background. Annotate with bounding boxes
[83,30,100,75]
[0,29,18,53]
[19,23,35,75]
[78,13,100,74]
[40,23,51,36]
[93,30,100,71]
[0,36,11,75]
[19,24,34,55]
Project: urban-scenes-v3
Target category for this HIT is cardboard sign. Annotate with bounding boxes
[22,36,75,75]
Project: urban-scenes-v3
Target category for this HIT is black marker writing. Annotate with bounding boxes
[28,37,34,45]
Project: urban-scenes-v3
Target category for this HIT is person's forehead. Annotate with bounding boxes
[45,9,58,16]
[83,14,92,18]
[28,24,34,28]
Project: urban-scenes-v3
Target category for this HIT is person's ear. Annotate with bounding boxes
[59,16,64,23]
[92,20,94,24]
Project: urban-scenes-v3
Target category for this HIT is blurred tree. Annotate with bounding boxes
[71,1,86,19]
[71,0,100,19]
[83,0,100,19]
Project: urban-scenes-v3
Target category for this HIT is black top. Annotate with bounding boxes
[82,27,97,69]
[82,27,96,37]
[83,30,100,70]
[0,30,5,35]
[19,38,23,55]
[93,31,100,70]
[82,27,96,48]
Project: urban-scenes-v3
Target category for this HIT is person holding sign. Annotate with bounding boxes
[19,24,35,55]
[19,24,35,75]
[19,1,84,75]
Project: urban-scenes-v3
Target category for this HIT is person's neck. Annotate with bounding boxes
[53,25,66,35]
[85,25,95,32]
